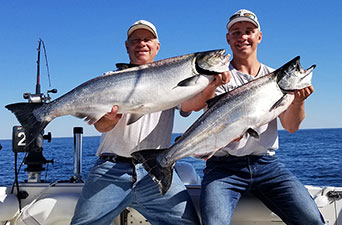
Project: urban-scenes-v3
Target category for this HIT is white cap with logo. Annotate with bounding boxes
[127,20,158,39]
[226,9,260,31]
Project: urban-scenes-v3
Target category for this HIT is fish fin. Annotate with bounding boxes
[126,113,144,125]
[176,75,200,87]
[206,93,226,109]
[198,152,214,161]
[5,103,49,146]
[270,94,287,112]
[131,149,173,195]
[73,113,101,125]
[174,135,182,142]
[247,128,259,139]
[74,112,88,119]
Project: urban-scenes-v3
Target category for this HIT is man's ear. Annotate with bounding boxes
[156,41,160,53]
[125,41,129,53]
[226,33,230,45]
[258,31,262,44]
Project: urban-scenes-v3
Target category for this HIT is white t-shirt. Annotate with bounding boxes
[96,109,175,158]
[214,63,279,157]
[96,63,189,158]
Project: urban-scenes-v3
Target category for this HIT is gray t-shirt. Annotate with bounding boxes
[214,63,279,157]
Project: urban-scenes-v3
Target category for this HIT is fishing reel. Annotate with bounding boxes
[23,88,57,103]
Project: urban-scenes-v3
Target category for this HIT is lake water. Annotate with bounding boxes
[0,128,341,187]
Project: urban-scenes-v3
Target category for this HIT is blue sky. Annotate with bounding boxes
[1,0,341,140]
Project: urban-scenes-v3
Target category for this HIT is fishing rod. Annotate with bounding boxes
[9,39,56,210]
[36,39,41,95]
[24,38,56,102]
[12,39,55,194]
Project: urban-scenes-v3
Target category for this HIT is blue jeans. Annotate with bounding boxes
[71,158,199,225]
[200,154,325,225]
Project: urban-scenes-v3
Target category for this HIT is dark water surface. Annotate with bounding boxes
[0,128,341,187]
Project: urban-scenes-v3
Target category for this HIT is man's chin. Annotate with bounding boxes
[133,56,153,64]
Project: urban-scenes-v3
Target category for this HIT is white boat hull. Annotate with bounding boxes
[1,182,341,225]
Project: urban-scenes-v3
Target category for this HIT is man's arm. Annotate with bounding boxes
[181,72,230,112]
[93,105,122,133]
[279,85,314,133]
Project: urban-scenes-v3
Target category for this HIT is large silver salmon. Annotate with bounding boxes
[132,56,315,195]
[6,49,230,146]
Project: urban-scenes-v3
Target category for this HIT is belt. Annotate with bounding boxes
[99,154,135,164]
[99,153,137,183]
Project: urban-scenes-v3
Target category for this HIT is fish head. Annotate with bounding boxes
[195,49,230,74]
[276,56,316,92]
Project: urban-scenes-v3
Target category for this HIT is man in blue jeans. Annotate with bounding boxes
[183,9,325,225]
[70,20,206,225]
[71,19,229,225]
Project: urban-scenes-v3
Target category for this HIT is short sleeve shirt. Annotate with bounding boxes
[214,63,279,157]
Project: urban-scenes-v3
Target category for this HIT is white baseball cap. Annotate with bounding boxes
[127,20,158,39]
[226,9,260,31]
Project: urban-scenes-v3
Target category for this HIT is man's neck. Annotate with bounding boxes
[115,63,139,70]
[231,56,261,77]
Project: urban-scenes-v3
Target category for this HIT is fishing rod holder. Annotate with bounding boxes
[23,133,54,183]
[71,127,83,183]
[11,127,52,183]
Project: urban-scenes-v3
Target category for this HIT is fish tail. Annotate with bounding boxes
[5,103,49,146]
[132,149,173,195]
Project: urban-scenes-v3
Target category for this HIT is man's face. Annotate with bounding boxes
[125,29,160,65]
[226,21,262,58]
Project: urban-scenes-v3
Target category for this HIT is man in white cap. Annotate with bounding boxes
[184,9,325,225]
[70,20,209,225]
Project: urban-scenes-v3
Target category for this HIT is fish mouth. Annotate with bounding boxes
[289,64,315,91]
[194,49,230,74]
[277,56,316,92]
